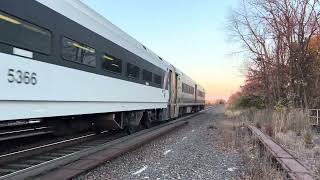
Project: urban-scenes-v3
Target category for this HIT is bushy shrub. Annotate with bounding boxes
[234,95,266,109]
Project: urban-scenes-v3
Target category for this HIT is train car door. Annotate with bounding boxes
[168,70,173,118]
[175,73,180,117]
[195,84,198,103]
[168,69,179,118]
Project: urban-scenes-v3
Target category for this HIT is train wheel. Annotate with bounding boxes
[143,116,152,129]
[144,120,152,129]
[142,111,153,129]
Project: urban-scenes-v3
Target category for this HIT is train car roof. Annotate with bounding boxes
[36,0,170,71]
[37,0,204,90]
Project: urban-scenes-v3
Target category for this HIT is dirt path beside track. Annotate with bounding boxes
[75,106,243,180]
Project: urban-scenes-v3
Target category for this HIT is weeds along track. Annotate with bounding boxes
[0,112,203,180]
[247,125,314,180]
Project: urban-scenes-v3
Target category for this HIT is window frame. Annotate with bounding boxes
[142,69,153,82]
[0,10,52,55]
[126,63,140,79]
[153,74,162,86]
[182,83,195,94]
[102,53,122,74]
[61,36,97,67]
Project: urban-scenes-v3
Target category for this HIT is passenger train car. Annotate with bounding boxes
[0,0,205,135]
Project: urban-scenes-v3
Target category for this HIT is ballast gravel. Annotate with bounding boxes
[75,106,243,180]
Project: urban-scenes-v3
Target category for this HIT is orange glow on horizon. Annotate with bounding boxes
[185,66,244,103]
[203,79,243,102]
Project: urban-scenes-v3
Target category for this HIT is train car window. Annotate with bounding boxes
[198,91,205,97]
[127,63,140,78]
[102,54,122,73]
[182,83,188,93]
[190,87,194,94]
[154,74,162,85]
[182,83,195,94]
[0,11,51,55]
[143,70,152,82]
[62,37,96,67]
[82,49,96,67]
[62,38,78,62]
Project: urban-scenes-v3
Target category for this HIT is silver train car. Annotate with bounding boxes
[0,0,205,135]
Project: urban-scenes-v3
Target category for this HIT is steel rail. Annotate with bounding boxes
[0,110,206,180]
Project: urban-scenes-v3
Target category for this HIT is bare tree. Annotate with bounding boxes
[229,0,320,108]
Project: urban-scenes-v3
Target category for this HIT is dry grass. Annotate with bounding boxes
[244,109,309,135]
[215,117,244,151]
[304,131,313,147]
[229,108,320,178]
[265,123,274,137]
[218,115,286,179]
[316,165,320,177]
[239,143,286,180]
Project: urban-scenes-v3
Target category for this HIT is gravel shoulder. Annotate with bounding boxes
[75,105,243,180]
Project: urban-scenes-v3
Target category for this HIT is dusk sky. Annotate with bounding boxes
[82,0,244,102]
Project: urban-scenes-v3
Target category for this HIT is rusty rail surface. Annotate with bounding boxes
[247,125,314,180]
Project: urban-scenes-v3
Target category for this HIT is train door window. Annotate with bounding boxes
[0,11,51,55]
[62,37,96,67]
[127,63,140,78]
[154,74,162,85]
[190,87,194,94]
[142,70,152,82]
[102,54,122,73]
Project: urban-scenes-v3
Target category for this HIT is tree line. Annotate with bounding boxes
[228,0,320,109]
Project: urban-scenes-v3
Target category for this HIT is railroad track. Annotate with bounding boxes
[0,130,125,180]
[0,126,52,142]
[0,111,203,180]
